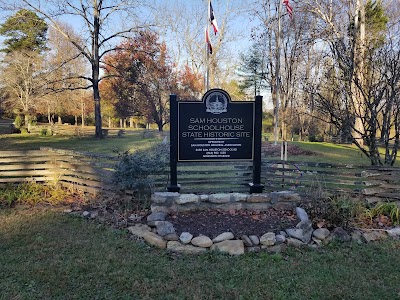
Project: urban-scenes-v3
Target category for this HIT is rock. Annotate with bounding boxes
[176,194,199,205]
[249,235,260,245]
[179,232,193,244]
[82,211,90,217]
[150,204,177,214]
[147,212,167,223]
[350,231,365,244]
[275,234,286,244]
[209,194,231,204]
[89,211,98,219]
[331,227,351,242]
[63,209,73,213]
[279,231,287,237]
[212,232,234,243]
[164,233,179,241]
[260,232,276,246]
[143,232,167,249]
[285,228,304,241]
[127,224,152,238]
[211,240,245,255]
[295,207,309,222]
[199,194,209,202]
[191,235,213,248]
[167,241,207,254]
[151,192,180,204]
[286,237,305,247]
[241,235,253,247]
[296,220,313,243]
[313,228,330,240]
[247,194,271,203]
[231,193,248,202]
[387,227,400,237]
[155,221,175,237]
[362,230,388,242]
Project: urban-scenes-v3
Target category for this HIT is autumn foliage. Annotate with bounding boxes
[100,30,203,130]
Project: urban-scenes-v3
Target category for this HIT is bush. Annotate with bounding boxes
[40,128,49,136]
[303,191,364,229]
[113,143,169,194]
[14,115,24,129]
[20,127,29,135]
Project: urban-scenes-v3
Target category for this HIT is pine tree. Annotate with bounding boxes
[0,9,48,53]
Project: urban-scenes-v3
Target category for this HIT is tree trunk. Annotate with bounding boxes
[93,2,103,138]
[81,100,85,127]
[352,0,366,146]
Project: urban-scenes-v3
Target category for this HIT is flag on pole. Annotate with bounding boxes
[205,27,212,54]
[209,1,219,34]
[283,0,293,18]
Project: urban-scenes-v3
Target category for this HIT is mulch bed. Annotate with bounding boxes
[262,142,316,156]
[167,208,298,239]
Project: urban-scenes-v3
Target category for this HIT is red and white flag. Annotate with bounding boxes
[205,27,212,54]
[209,1,219,34]
[283,0,293,18]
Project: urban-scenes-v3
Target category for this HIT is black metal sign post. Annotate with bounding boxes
[168,89,263,193]
[249,95,264,193]
[167,94,180,192]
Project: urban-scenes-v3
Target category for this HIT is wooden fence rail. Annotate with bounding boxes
[0,148,399,203]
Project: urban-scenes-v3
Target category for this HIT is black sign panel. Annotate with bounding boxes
[178,89,255,161]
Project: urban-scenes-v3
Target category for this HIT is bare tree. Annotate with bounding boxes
[0,51,47,131]
[3,0,154,138]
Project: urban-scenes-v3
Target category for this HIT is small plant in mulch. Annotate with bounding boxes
[363,202,400,227]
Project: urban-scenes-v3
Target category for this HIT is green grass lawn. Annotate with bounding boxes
[1,208,399,300]
[0,129,164,154]
[0,129,382,166]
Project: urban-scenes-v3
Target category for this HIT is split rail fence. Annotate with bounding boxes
[0,148,399,203]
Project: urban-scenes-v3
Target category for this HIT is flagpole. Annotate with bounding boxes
[274,0,282,145]
[206,0,211,91]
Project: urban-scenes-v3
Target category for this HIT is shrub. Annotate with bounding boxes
[14,115,24,129]
[20,127,29,135]
[302,188,364,229]
[40,128,48,136]
[113,143,169,194]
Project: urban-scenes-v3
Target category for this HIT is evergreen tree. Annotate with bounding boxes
[0,9,48,53]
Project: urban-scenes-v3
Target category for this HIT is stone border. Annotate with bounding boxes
[123,205,400,255]
[150,191,302,214]
[71,191,400,256]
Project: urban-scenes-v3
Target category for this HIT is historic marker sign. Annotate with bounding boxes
[178,89,255,161]
[168,89,264,193]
